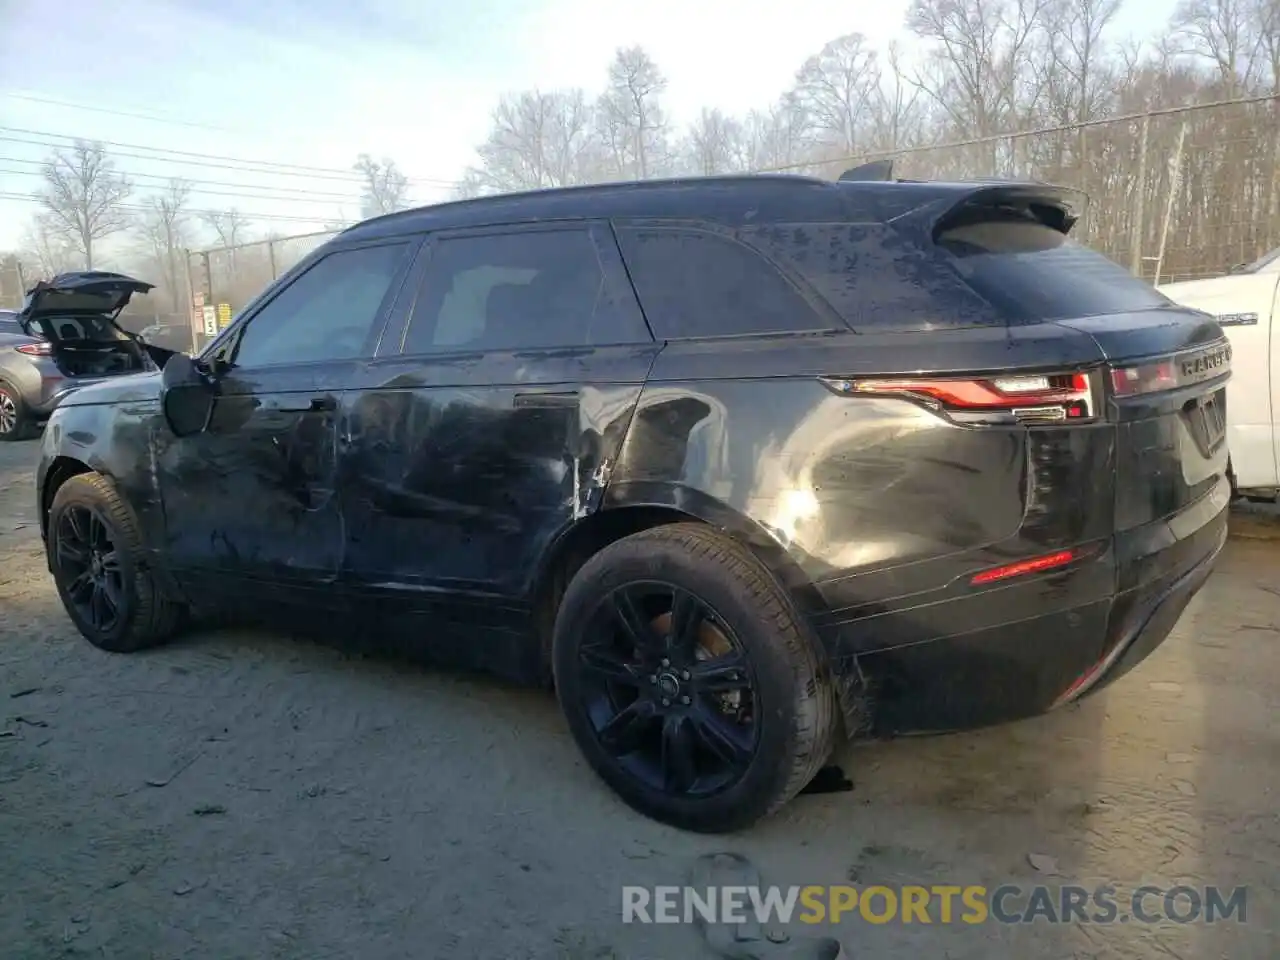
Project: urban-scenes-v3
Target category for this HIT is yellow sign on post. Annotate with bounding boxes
[216,303,232,328]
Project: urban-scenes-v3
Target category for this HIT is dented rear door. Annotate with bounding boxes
[337,221,659,612]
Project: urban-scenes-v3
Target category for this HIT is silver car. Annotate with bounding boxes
[0,272,160,441]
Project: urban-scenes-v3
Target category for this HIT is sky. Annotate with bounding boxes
[0,0,1177,259]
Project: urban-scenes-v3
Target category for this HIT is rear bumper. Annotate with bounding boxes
[846,488,1229,736]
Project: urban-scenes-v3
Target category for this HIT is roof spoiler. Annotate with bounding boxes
[838,160,895,182]
[890,182,1088,239]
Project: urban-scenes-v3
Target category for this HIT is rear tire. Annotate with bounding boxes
[0,381,35,441]
[552,523,838,833]
[47,473,186,653]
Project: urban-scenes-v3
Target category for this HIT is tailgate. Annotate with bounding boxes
[1057,311,1231,534]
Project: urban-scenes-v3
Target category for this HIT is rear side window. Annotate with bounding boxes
[615,226,833,339]
[937,214,1171,323]
[746,223,999,331]
[402,226,650,354]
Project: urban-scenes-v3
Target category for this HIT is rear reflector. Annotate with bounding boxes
[16,342,52,357]
[970,549,1075,585]
[821,372,1095,424]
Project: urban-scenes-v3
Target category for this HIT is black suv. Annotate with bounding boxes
[36,173,1231,832]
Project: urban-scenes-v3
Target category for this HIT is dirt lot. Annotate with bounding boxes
[0,438,1276,960]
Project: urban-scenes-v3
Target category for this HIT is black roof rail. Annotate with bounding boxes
[837,160,895,182]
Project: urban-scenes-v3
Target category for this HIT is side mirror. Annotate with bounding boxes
[159,353,215,438]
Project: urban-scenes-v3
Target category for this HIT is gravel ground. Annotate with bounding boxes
[0,436,1276,960]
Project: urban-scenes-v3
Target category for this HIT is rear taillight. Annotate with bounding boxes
[820,371,1096,425]
[16,342,52,357]
[1108,358,1179,397]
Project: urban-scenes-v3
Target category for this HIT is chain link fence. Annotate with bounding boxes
[803,94,1280,285]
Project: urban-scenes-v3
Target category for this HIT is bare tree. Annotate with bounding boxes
[907,0,1051,172]
[137,179,192,313]
[1032,0,1123,183]
[353,155,410,218]
[200,208,253,249]
[1042,0,1123,121]
[793,33,882,155]
[20,215,81,281]
[0,253,26,308]
[37,140,134,270]
[745,94,811,172]
[1257,0,1280,92]
[868,40,926,155]
[452,170,490,200]
[681,108,748,175]
[597,46,670,179]
[469,89,600,192]
[1171,0,1260,92]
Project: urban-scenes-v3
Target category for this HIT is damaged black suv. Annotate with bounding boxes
[36,172,1231,832]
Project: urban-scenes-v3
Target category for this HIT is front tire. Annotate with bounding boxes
[47,473,186,652]
[552,523,838,833]
[0,381,35,441]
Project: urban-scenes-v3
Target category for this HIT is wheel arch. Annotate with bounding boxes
[528,480,836,682]
[40,455,96,539]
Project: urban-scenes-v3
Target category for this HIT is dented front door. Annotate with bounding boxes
[155,363,347,604]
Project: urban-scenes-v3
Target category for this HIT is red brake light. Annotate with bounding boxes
[16,342,52,357]
[821,371,1096,424]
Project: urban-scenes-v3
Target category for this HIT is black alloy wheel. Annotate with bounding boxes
[53,504,127,634]
[47,473,186,652]
[576,581,759,798]
[553,523,839,833]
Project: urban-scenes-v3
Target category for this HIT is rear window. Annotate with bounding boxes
[937,214,1172,323]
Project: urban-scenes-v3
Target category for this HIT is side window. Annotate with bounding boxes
[232,243,410,368]
[402,227,649,355]
[614,226,831,339]
[745,223,1000,331]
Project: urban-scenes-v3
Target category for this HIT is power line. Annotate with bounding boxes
[0,191,348,226]
[0,159,362,202]
[2,92,244,134]
[0,169,357,206]
[0,133,453,190]
[0,124,461,187]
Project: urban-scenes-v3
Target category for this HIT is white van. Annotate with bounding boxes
[1159,245,1280,501]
